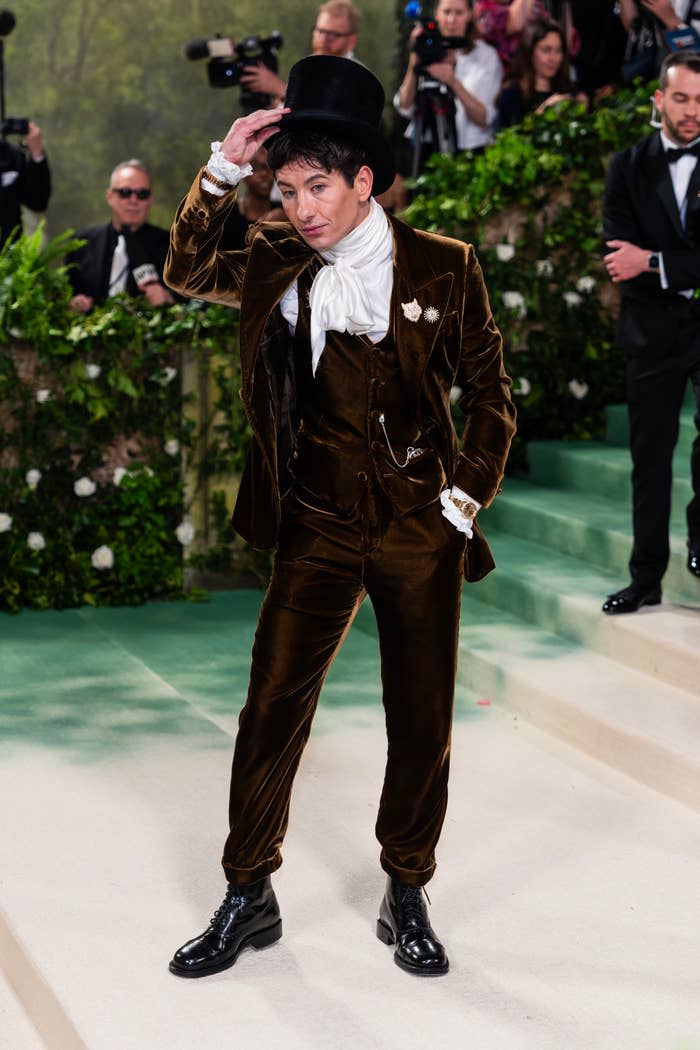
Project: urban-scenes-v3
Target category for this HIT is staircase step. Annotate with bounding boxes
[527,441,689,522]
[474,530,700,696]
[605,404,695,458]
[481,478,698,602]
[457,590,700,814]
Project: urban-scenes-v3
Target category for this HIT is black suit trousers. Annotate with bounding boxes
[626,299,700,585]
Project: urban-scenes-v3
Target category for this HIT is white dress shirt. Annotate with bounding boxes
[658,130,700,294]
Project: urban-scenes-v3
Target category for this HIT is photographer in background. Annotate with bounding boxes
[395,0,502,170]
[66,159,175,313]
[238,0,362,104]
[0,120,51,247]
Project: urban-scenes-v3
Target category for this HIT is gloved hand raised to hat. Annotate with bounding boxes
[220,107,291,169]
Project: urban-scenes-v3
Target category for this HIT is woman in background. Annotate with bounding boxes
[497,16,586,127]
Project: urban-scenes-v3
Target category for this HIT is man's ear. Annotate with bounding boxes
[354,164,374,202]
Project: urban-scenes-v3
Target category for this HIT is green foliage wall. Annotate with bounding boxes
[0,229,249,613]
[8,0,398,237]
[405,86,654,467]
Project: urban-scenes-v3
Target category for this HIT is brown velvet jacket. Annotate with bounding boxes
[165,171,516,581]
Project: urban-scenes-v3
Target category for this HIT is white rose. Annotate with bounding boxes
[163,367,178,384]
[563,291,582,307]
[164,439,180,456]
[86,363,101,379]
[576,276,595,294]
[0,512,12,532]
[449,385,462,404]
[568,379,589,400]
[496,243,515,262]
[536,259,554,277]
[26,469,42,490]
[91,544,114,570]
[513,377,532,396]
[9,326,23,339]
[74,476,97,497]
[175,521,195,546]
[36,388,51,403]
[502,291,527,318]
[27,531,45,551]
[113,467,127,486]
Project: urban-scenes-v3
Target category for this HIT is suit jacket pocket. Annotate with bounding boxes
[374,446,447,517]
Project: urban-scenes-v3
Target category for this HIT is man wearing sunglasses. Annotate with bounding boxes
[239,0,362,104]
[67,159,174,313]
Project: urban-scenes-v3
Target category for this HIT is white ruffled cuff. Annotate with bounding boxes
[203,142,253,194]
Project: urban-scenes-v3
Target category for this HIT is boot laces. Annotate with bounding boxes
[400,885,430,931]
[210,884,245,929]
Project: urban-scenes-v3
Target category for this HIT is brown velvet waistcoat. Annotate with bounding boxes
[164,171,517,580]
[289,265,449,518]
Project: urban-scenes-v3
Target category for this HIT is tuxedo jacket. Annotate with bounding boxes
[164,171,516,581]
[603,131,700,357]
[66,221,171,305]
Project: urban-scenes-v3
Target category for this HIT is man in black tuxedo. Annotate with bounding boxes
[66,158,174,313]
[602,50,700,614]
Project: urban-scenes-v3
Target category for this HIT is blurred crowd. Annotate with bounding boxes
[4,0,699,312]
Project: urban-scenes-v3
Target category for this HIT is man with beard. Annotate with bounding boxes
[602,50,700,612]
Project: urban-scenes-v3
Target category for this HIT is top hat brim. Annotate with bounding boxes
[277,112,396,196]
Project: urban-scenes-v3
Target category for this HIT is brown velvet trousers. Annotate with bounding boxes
[222,485,467,888]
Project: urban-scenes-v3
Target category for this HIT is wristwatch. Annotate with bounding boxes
[449,495,478,520]
[648,253,660,273]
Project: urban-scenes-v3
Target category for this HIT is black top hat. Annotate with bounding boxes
[279,55,396,196]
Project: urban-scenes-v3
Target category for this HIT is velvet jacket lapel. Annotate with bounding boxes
[388,213,455,415]
[238,210,456,410]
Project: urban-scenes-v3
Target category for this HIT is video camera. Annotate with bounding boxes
[411,18,467,68]
[403,3,466,70]
[184,31,283,112]
[0,10,28,139]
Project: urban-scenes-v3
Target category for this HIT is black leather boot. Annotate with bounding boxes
[376,877,449,976]
[169,876,282,978]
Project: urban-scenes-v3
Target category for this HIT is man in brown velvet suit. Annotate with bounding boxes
[164,55,515,979]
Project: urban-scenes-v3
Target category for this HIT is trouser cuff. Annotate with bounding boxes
[380,850,435,887]
[221,853,282,886]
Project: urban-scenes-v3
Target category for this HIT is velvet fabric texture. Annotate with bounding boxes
[164,174,515,886]
[222,490,467,887]
[165,173,516,580]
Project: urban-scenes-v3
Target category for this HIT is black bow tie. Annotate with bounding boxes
[665,143,700,164]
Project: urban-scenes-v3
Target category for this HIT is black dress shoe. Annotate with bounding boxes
[376,877,449,976]
[169,876,282,978]
[688,541,700,578]
[601,583,662,615]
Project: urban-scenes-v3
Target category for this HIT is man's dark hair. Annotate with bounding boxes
[659,50,700,91]
[266,131,369,187]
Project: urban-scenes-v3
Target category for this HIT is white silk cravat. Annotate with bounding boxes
[307,198,394,375]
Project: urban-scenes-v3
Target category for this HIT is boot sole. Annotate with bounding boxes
[169,919,282,978]
[376,918,449,976]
